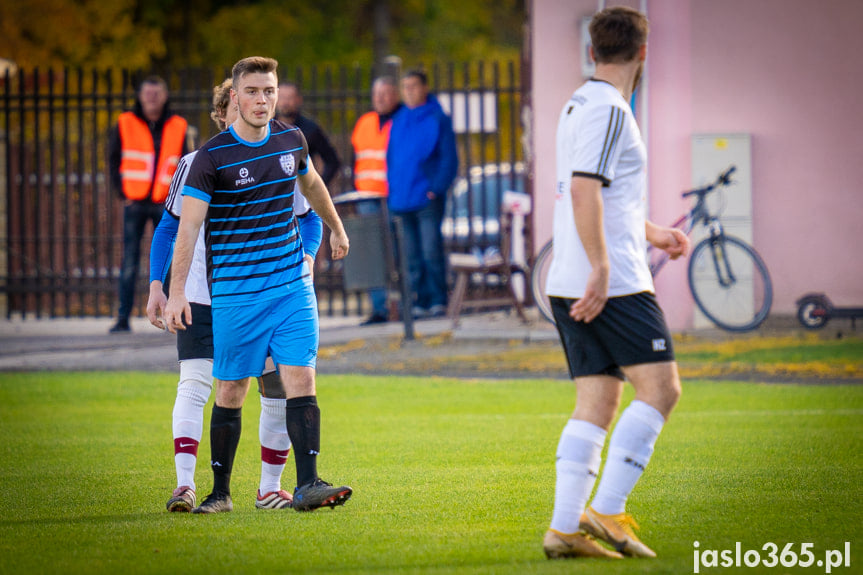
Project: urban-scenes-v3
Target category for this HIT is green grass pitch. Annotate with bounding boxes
[1,372,860,574]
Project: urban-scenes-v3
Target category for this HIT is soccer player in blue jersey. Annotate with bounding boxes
[147,78,323,512]
[164,56,352,513]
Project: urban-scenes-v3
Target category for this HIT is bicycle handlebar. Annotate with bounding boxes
[718,165,736,185]
[682,165,736,199]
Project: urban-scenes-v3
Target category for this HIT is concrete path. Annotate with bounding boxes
[0,310,558,373]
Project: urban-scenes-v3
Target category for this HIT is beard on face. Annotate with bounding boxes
[632,62,644,95]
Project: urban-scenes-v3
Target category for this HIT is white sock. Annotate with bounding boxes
[172,359,213,490]
[259,396,291,495]
[549,419,607,534]
[591,400,665,516]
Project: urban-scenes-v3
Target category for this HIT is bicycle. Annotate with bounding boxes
[530,166,773,332]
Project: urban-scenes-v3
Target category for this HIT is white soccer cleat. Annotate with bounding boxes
[255,489,293,509]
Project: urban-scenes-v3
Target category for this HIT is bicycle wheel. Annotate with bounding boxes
[530,240,555,324]
[688,235,773,332]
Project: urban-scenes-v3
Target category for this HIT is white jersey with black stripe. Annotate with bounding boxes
[546,79,654,299]
[165,151,211,305]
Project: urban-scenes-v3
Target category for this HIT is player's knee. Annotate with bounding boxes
[573,401,618,430]
[178,359,213,407]
[214,377,252,408]
[642,378,681,420]
[661,372,682,411]
[668,378,682,404]
[280,366,316,397]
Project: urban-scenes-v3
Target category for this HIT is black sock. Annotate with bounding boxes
[209,405,242,496]
[285,396,320,488]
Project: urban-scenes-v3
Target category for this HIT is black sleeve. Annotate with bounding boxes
[181,129,191,156]
[572,171,611,187]
[297,128,310,173]
[108,124,123,199]
[309,128,341,186]
[349,148,357,189]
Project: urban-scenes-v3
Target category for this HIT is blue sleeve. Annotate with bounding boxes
[297,210,322,259]
[149,210,179,283]
[183,185,212,203]
[429,113,459,195]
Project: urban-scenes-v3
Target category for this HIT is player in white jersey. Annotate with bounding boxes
[542,7,690,561]
[147,79,322,512]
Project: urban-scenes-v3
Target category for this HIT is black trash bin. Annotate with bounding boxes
[333,191,414,339]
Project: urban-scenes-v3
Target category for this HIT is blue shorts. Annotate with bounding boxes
[212,280,319,381]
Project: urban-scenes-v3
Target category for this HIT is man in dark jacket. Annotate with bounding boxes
[108,76,188,333]
[387,70,459,318]
[276,82,342,188]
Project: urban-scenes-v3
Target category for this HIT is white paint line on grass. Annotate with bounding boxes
[674,408,863,418]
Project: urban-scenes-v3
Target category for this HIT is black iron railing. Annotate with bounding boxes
[0,61,527,318]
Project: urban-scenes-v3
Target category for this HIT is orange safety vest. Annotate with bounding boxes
[118,112,187,203]
[351,111,391,196]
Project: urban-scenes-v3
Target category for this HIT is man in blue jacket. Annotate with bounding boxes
[387,70,459,318]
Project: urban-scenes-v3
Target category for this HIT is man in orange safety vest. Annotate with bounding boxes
[351,76,402,325]
[108,76,188,332]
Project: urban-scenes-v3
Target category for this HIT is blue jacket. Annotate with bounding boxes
[386,94,459,213]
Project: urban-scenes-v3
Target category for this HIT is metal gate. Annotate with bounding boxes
[1,62,526,319]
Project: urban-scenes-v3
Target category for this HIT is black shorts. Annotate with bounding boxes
[176,303,214,361]
[550,291,675,380]
[257,370,286,399]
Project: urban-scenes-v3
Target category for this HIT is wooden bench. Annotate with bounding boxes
[446,211,529,327]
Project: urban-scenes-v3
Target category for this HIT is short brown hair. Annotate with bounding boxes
[139,75,168,92]
[231,56,278,88]
[589,6,649,64]
[210,78,232,130]
[403,69,428,86]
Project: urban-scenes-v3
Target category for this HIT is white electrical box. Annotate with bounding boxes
[690,133,753,329]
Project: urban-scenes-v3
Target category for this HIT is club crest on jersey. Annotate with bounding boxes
[280,154,295,176]
[235,166,255,186]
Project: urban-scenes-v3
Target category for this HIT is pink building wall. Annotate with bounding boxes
[530,0,863,329]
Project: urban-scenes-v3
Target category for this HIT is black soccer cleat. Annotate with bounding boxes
[292,478,352,512]
[191,491,233,514]
[109,319,130,333]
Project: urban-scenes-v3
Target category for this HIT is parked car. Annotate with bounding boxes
[442,162,527,253]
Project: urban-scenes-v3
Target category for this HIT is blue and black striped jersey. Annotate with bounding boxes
[182,119,310,308]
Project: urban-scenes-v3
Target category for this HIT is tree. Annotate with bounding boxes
[0,0,164,70]
[1,0,524,72]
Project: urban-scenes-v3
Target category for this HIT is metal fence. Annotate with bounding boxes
[0,61,527,319]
